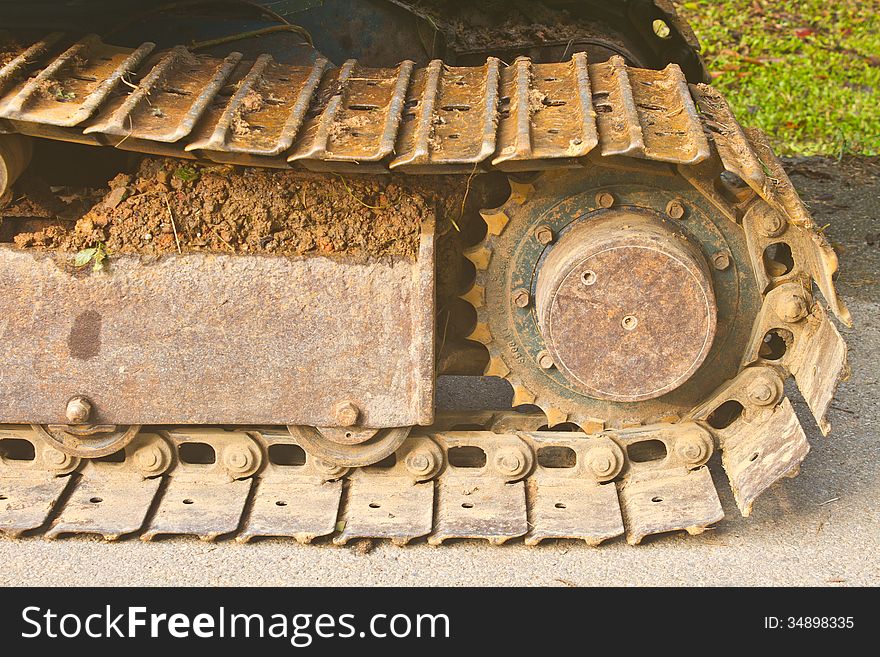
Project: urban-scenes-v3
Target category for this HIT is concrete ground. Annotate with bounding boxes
[1,157,878,587]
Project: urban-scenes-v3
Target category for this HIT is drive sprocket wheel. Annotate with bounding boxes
[462,161,765,431]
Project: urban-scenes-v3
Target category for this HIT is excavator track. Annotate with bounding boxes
[0,33,850,545]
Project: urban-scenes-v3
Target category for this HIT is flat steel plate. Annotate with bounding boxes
[0,229,434,427]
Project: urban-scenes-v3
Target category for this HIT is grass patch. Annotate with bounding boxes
[676,0,880,155]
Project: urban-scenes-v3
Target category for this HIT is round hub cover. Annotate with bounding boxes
[535,213,717,402]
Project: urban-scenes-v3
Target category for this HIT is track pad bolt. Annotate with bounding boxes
[43,446,74,471]
[534,225,554,245]
[65,396,91,424]
[135,445,169,475]
[776,293,808,323]
[334,401,360,427]
[223,444,258,477]
[405,452,434,476]
[596,192,615,209]
[313,458,347,479]
[758,211,786,237]
[512,288,531,308]
[494,447,529,478]
[588,447,621,480]
[747,378,779,406]
[665,200,686,219]
[676,434,711,465]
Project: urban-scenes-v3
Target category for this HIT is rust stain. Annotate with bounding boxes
[68,309,102,360]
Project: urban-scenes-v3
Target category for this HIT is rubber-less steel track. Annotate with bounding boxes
[0,34,851,545]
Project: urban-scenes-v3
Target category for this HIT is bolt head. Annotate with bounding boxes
[534,225,554,245]
[537,350,554,370]
[776,293,808,323]
[596,192,615,209]
[666,200,686,220]
[712,251,731,271]
[512,288,530,308]
[759,212,786,237]
[405,452,434,476]
[224,446,253,472]
[587,447,620,479]
[747,379,776,406]
[494,448,528,477]
[65,396,91,424]
[677,436,710,464]
[334,401,360,427]
[43,447,71,469]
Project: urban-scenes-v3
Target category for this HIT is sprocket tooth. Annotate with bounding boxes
[484,355,510,378]
[460,283,485,309]
[543,406,569,428]
[511,383,536,407]
[462,244,492,270]
[467,321,492,344]
[479,208,510,236]
[508,179,536,205]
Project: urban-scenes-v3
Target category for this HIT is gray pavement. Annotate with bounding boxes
[1,157,878,587]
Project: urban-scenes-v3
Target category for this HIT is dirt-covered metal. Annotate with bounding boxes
[0,29,850,545]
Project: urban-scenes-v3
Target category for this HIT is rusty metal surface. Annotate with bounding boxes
[0,223,435,428]
[691,366,809,516]
[0,35,155,127]
[187,56,328,157]
[0,425,79,537]
[45,432,172,539]
[463,165,763,430]
[391,58,501,173]
[522,433,624,545]
[492,52,597,170]
[0,31,852,545]
[239,430,345,544]
[742,283,848,436]
[0,34,772,175]
[534,213,717,402]
[335,435,442,545]
[291,60,413,169]
[142,429,260,541]
[85,48,243,143]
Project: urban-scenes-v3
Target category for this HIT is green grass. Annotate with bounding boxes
[676,0,880,156]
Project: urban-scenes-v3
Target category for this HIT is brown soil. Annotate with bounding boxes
[0,37,22,69]
[10,158,478,260]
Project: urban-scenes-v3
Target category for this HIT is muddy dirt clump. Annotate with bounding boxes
[12,158,478,259]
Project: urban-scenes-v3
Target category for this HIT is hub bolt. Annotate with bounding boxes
[537,350,555,370]
[712,251,731,271]
[580,270,597,286]
[596,192,615,209]
[534,225,554,245]
[512,288,531,308]
[65,396,91,424]
[621,315,638,331]
[666,200,686,219]
[334,401,360,427]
